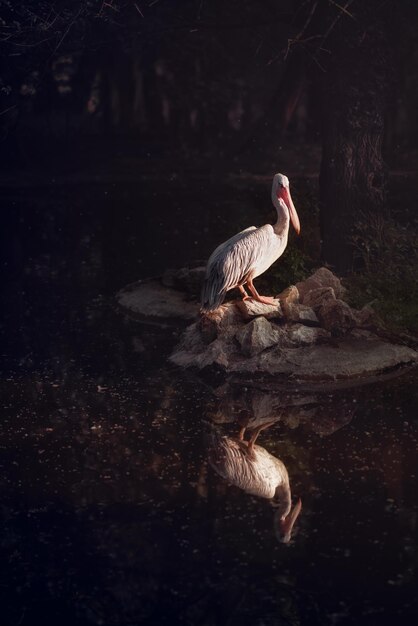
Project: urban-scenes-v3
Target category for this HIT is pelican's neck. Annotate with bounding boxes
[272,482,291,519]
[271,191,290,236]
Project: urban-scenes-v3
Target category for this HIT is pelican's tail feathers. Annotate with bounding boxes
[200,278,227,313]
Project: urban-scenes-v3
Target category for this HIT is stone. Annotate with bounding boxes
[316,298,358,336]
[296,267,345,302]
[197,339,230,369]
[277,285,300,305]
[170,325,418,384]
[170,323,232,369]
[173,321,203,354]
[296,305,319,325]
[118,267,418,388]
[303,287,336,310]
[236,298,283,320]
[287,324,329,346]
[117,279,199,321]
[199,303,243,343]
[198,315,218,344]
[206,302,243,330]
[229,338,418,381]
[284,303,319,326]
[236,317,283,356]
[278,285,299,320]
[356,304,377,326]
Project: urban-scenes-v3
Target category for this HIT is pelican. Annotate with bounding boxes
[201,173,300,312]
[207,421,302,543]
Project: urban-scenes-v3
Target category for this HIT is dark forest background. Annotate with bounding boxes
[1,0,418,329]
[1,6,418,624]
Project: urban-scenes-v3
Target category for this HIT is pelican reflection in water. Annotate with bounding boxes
[207,421,302,543]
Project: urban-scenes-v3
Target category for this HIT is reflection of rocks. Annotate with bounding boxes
[210,383,355,436]
[309,410,353,436]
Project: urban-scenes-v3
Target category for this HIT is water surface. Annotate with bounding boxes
[1,181,417,625]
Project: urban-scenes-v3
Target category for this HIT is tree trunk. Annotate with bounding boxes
[318,1,393,274]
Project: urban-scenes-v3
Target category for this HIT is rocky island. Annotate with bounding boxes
[117,266,417,388]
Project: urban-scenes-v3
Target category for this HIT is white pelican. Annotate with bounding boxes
[201,173,300,312]
[207,421,302,543]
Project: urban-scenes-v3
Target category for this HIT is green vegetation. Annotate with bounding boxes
[346,212,418,334]
[267,245,313,293]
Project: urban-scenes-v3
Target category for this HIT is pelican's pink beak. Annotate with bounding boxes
[278,498,302,544]
[278,187,301,235]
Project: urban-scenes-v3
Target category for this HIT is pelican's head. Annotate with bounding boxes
[273,173,289,190]
[272,173,301,235]
[272,497,302,544]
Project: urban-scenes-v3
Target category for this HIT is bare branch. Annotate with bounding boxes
[328,0,355,19]
[49,6,83,58]
[284,0,319,59]
[134,3,145,18]
[0,104,17,117]
[321,0,356,44]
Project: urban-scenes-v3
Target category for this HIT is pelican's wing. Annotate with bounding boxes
[208,226,257,264]
[201,225,273,311]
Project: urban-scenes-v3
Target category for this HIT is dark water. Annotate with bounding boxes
[1,181,418,626]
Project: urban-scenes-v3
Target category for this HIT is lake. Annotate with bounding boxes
[1,179,417,625]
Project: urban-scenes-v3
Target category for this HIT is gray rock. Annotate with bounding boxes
[303,287,336,310]
[236,319,322,354]
[170,323,232,369]
[316,298,358,336]
[173,321,203,354]
[119,268,418,388]
[117,280,199,321]
[277,284,328,326]
[198,315,218,344]
[230,338,417,381]
[296,267,345,302]
[235,317,284,356]
[199,303,244,343]
[356,304,377,326]
[284,303,319,326]
[197,339,230,369]
[277,285,300,306]
[236,299,283,320]
[287,324,329,345]
[297,305,319,325]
